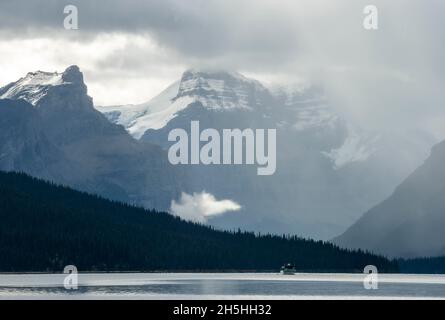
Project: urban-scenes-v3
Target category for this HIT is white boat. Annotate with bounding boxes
[280,263,296,275]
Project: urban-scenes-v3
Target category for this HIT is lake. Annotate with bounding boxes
[0,273,444,299]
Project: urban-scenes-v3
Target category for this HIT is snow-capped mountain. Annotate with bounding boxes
[0,66,182,210]
[99,70,378,170]
[0,71,65,105]
[97,69,416,239]
[98,70,273,138]
[175,69,267,110]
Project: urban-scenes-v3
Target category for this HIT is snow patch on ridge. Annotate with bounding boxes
[0,71,65,105]
[128,95,195,138]
[97,80,182,137]
[322,127,380,169]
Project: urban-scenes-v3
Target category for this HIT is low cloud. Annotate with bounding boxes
[170,191,241,223]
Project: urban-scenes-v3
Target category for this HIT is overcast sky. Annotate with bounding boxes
[1,0,445,141]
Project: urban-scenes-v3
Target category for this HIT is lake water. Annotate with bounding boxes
[0,273,445,299]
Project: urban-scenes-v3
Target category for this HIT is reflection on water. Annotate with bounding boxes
[1,274,445,299]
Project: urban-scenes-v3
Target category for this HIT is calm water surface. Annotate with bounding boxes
[0,273,444,299]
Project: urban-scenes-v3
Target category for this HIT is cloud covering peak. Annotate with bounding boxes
[0,0,445,142]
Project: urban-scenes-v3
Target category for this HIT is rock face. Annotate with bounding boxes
[0,66,182,210]
[0,99,74,181]
[334,140,445,258]
[99,69,423,239]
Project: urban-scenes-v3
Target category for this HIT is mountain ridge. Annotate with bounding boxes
[333,140,445,258]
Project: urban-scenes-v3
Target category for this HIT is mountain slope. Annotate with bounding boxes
[0,170,397,272]
[334,140,445,258]
[96,80,182,138]
[0,99,77,182]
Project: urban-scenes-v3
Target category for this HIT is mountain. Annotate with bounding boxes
[0,66,182,210]
[0,170,398,272]
[97,70,274,138]
[98,69,424,239]
[334,140,445,258]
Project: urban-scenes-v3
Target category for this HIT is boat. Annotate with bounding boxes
[280,263,296,275]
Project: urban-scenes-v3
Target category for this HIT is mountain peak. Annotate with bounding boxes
[0,65,86,106]
[176,68,266,110]
[180,68,263,89]
[61,65,83,83]
[97,68,272,138]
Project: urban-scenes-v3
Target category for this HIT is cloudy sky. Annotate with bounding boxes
[1,0,445,140]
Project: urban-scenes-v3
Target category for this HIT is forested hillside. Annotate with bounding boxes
[0,171,397,272]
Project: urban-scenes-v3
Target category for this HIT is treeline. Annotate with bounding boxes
[0,171,397,272]
[398,256,445,274]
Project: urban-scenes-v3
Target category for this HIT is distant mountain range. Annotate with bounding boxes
[97,69,428,239]
[0,170,397,272]
[0,65,434,241]
[334,140,445,258]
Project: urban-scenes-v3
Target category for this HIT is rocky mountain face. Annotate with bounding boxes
[99,69,422,239]
[334,140,445,258]
[0,99,75,182]
[0,66,182,210]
